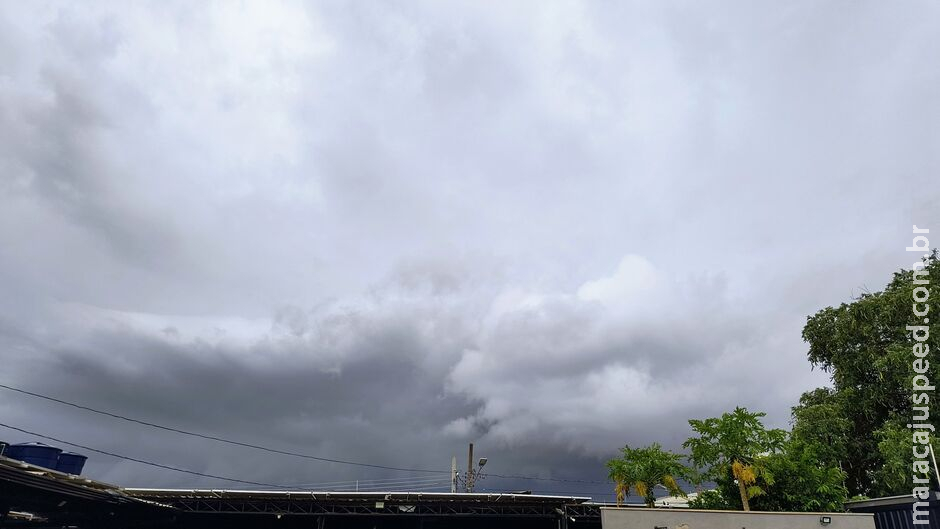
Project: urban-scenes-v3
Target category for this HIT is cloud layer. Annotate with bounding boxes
[0,0,937,499]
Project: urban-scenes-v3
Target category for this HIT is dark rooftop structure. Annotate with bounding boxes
[0,454,602,528]
[845,492,940,529]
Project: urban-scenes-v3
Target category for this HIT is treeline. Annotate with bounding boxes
[607,253,939,511]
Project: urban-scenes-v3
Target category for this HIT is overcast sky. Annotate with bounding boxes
[0,1,938,499]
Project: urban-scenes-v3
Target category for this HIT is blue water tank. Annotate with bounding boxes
[6,442,62,470]
[55,452,88,475]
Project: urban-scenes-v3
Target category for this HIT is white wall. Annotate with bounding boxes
[601,507,875,529]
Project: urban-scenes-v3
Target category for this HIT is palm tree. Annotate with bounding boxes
[606,443,689,507]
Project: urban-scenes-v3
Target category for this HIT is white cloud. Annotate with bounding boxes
[577,254,662,305]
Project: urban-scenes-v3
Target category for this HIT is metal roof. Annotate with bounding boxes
[845,492,940,510]
[124,488,592,503]
[0,455,601,527]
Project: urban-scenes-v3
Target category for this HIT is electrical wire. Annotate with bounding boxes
[0,421,607,497]
[487,473,609,485]
[0,383,447,474]
[0,383,614,488]
[0,421,302,490]
[480,487,617,499]
[291,475,451,488]
[293,477,451,490]
[362,482,452,492]
[310,478,449,487]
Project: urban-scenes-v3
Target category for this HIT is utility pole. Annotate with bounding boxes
[466,443,474,493]
[451,456,457,493]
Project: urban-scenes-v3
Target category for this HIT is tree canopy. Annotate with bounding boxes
[798,252,939,496]
[606,443,689,507]
[690,438,849,512]
[607,253,939,510]
[606,407,849,512]
[684,407,787,511]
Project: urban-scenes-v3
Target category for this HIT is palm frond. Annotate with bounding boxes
[614,481,628,506]
[663,475,686,497]
[635,481,649,499]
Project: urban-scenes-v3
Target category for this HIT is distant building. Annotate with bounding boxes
[655,491,699,508]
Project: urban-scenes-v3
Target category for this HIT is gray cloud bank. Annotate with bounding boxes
[0,1,938,498]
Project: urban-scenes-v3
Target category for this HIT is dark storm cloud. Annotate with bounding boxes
[0,254,822,490]
[0,0,938,498]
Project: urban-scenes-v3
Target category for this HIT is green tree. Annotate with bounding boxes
[871,418,938,495]
[799,253,940,496]
[606,443,689,507]
[688,489,733,510]
[872,420,914,493]
[684,407,786,511]
[789,388,851,470]
[748,440,848,512]
[690,440,849,513]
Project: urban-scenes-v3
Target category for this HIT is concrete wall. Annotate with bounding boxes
[601,507,875,529]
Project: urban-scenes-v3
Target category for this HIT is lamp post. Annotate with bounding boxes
[465,444,487,493]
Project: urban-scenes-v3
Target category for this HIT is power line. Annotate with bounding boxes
[0,420,608,495]
[0,422,300,490]
[293,477,452,491]
[320,477,450,487]
[295,480,453,492]
[0,422,449,492]
[363,483,452,492]
[0,383,612,487]
[0,383,448,474]
[487,473,609,485]
[480,487,616,499]
[293,475,452,488]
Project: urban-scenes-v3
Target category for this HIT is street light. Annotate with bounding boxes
[465,444,488,492]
